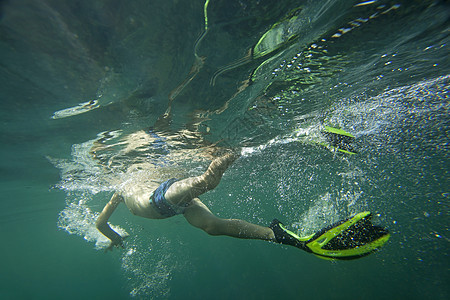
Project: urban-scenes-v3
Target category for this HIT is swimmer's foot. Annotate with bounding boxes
[213,147,241,159]
[203,150,239,185]
[214,149,240,166]
[269,219,307,250]
[214,151,239,171]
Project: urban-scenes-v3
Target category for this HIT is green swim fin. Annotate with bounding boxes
[270,211,390,260]
[321,126,357,155]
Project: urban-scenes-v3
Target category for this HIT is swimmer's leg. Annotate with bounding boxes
[165,152,238,206]
[184,198,275,241]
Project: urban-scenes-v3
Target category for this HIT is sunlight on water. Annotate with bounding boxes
[51,99,100,119]
[48,140,118,194]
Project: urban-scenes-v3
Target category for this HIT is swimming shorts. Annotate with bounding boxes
[150,178,187,217]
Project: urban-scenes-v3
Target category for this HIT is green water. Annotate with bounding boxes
[1,0,448,299]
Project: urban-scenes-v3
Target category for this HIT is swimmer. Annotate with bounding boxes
[96,152,390,260]
[96,152,276,249]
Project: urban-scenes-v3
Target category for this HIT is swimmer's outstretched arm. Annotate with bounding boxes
[96,193,125,249]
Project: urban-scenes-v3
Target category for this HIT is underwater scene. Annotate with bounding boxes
[0,0,448,299]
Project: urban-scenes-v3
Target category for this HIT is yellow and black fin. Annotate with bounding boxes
[270,212,390,260]
[322,126,357,155]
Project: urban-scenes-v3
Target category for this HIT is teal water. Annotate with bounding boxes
[0,0,448,299]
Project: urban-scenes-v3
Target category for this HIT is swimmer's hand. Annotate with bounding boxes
[105,233,129,252]
[96,219,129,251]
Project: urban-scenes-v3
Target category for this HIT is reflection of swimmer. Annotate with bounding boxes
[96,151,390,260]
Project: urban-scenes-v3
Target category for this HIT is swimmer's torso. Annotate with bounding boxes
[118,175,165,219]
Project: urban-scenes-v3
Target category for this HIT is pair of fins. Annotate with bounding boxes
[270,211,390,260]
[279,128,388,259]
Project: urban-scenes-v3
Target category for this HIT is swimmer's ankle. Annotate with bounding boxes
[218,151,239,165]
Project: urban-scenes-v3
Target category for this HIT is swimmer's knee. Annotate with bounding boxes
[200,219,223,236]
[203,225,222,236]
